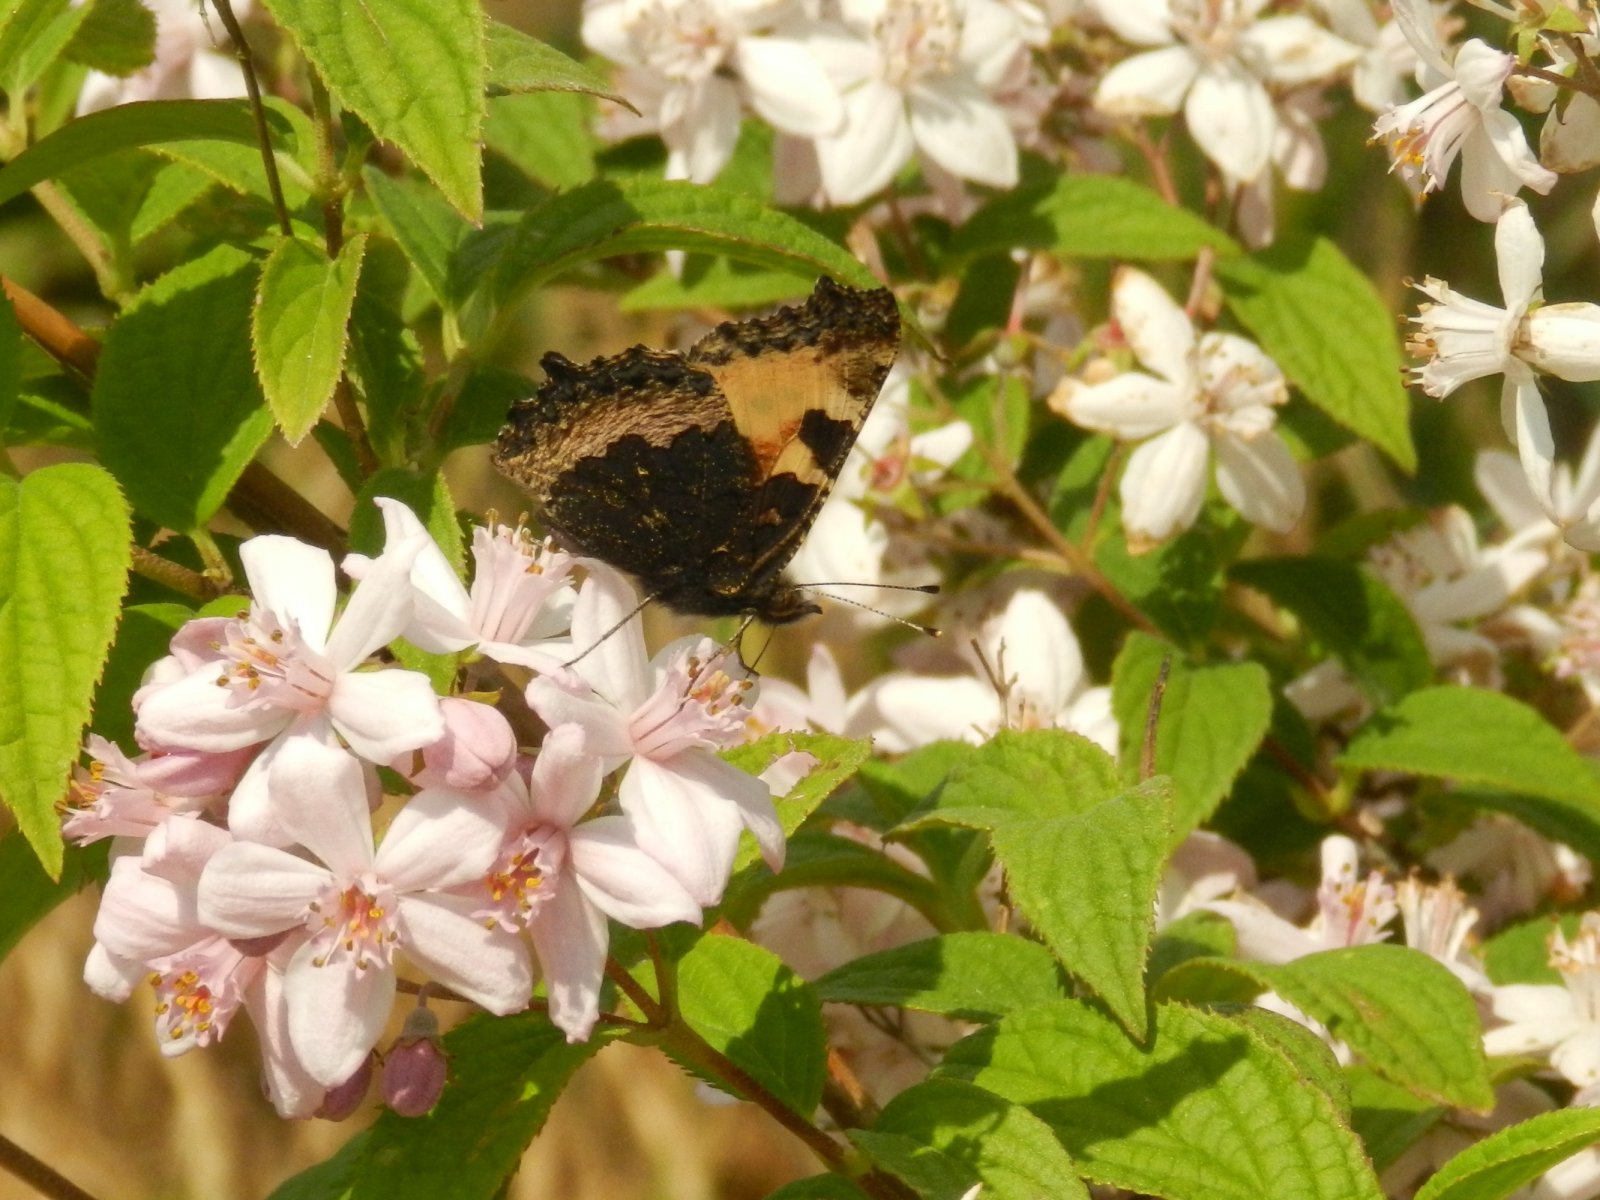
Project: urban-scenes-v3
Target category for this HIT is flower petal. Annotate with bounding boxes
[376,787,507,892]
[1094,45,1198,117]
[569,815,703,928]
[1120,422,1210,543]
[619,756,745,907]
[528,723,604,829]
[907,77,1018,189]
[1185,62,1276,182]
[136,667,291,753]
[396,893,533,1015]
[323,534,426,668]
[815,78,913,206]
[284,942,394,1087]
[1059,373,1190,439]
[241,536,336,651]
[267,737,375,877]
[528,879,610,1041]
[1212,430,1306,532]
[197,841,328,937]
[328,669,444,763]
[737,34,842,136]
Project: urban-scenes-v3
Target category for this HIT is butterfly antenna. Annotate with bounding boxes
[796,586,942,637]
[738,617,777,673]
[562,593,657,668]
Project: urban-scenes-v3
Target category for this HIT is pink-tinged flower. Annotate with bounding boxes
[1396,876,1488,993]
[85,816,279,1056]
[465,725,701,1041]
[526,568,782,907]
[344,498,576,674]
[1051,267,1304,545]
[583,0,844,183]
[62,735,251,844]
[76,0,251,115]
[1430,815,1591,926]
[398,696,518,793]
[135,533,445,841]
[810,0,1029,205]
[1372,0,1555,220]
[1092,0,1359,183]
[1484,913,1600,1103]
[383,1003,447,1117]
[196,740,531,1087]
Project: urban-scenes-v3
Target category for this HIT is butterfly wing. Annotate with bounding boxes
[493,346,758,604]
[688,278,900,596]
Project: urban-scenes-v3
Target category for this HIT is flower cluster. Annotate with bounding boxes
[68,506,782,1118]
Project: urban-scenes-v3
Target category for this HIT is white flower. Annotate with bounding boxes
[1093,0,1359,183]
[525,567,783,906]
[1485,913,1600,1103]
[197,740,531,1087]
[77,0,250,115]
[1429,815,1591,926]
[810,0,1029,205]
[1052,267,1304,545]
[583,0,844,183]
[134,533,445,843]
[344,498,576,674]
[847,587,1119,752]
[463,725,701,1042]
[1372,0,1555,220]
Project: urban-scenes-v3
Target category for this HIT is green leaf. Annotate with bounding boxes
[721,730,872,878]
[1349,1065,1446,1173]
[1339,686,1600,811]
[1159,946,1492,1110]
[621,257,814,312]
[437,365,525,454]
[348,468,463,571]
[1218,235,1417,473]
[1482,916,1567,986]
[0,99,291,209]
[63,0,155,75]
[1230,1005,1351,1117]
[1415,1108,1600,1200]
[899,731,1169,1036]
[261,0,484,218]
[855,740,974,828]
[1232,557,1430,707]
[0,0,88,94]
[951,173,1240,262]
[364,167,471,311]
[1111,633,1273,835]
[674,933,827,1116]
[485,90,596,191]
[92,243,274,531]
[252,233,367,444]
[1265,946,1491,1111]
[813,933,1067,1019]
[901,727,1123,830]
[874,1079,1090,1200]
[943,1000,1384,1200]
[0,831,106,964]
[493,177,882,307]
[0,464,131,874]
[990,779,1171,1037]
[90,601,188,749]
[848,1131,976,1200]
[1093,517,1234,648]
[764,1178,870,1200]
[289,1013,621,1200]
[484,20,631,106]
[1148,909,1236,985]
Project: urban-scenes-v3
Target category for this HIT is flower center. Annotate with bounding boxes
[211,608,335,713]
[875,0,961,88]
[476,828,565,929]
[628,0,735,80]
[468,522,575,644]
[629,643,756,759]
[308,879,398,972]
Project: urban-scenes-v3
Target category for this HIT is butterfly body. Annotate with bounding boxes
[493,277,901,624]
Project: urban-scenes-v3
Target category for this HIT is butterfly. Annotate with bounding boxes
[493,276,901,626]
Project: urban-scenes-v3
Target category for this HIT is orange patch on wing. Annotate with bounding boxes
[749,417,803,476]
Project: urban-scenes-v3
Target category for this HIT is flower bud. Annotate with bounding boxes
[314,1054,373,1121]
[400,697,517,792]
[383,1005,448,1117]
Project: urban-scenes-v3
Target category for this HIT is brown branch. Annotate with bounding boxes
[130,545,225,602]
[0,1132,101,1200]
[2,276,100,382]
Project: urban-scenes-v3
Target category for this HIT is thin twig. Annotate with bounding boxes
[1141,654,1171,781]
[210,0,292,236]
[1,276,101,382]
[0,1133,101,1200]
[130,545,225,602]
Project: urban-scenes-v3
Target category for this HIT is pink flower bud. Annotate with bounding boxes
[399,697,517,792]
[383,1006,448,1117]
[314,1054,373,1121]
